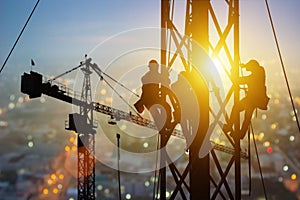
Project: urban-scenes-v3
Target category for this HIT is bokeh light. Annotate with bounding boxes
[51,174,57,180]
[97,185,103,191]
[53,188,58,194]
[65,146,70,152]
[43,188,49,195]
[71,146,77,151]
[8,102,15,110]
[59,174,64,180]
[126,193,131,199]
[283,165,289,172]
[69,137,75,143]
[144,181,150,187]
[263,141,270,147]
[28,141,34,148]
[267,147,273,153]
[9,95,15,101]
[47,179,53,185]
[291,173,297,180]
[143,142,149,148]
[101,89,107,95]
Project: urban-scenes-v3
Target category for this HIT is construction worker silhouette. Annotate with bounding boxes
[134,60,173,133]
[171,71,198,148]
[223,59,269,139]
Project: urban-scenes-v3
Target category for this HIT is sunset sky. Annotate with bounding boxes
[1,2,300,198]
[0,0,299,94]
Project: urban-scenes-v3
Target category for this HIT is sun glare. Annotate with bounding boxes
[210,57,232,94]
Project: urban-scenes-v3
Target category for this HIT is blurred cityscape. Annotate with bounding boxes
[0,67,299,200]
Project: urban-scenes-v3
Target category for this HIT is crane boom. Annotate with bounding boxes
[21,70,248,159]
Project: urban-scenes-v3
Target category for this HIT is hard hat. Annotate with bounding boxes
[241,59,259,69]
[148,59,159,68]
[149,59,158,65]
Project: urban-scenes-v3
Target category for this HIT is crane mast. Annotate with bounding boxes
[76,58,96,200]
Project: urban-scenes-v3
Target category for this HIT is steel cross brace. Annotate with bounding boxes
[211,155,235,200]
[211,149,234,199]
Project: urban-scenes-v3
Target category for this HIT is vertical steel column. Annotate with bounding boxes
[77,134,95,200]
[160,0,241,199]
[78,135,85,200]
[190,1,210,199]
[160,1,169,200]
[233,0,241,199]
[161,0,169,67]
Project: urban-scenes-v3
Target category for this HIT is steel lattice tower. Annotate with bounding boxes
[77,59,96,200]
[160,0,242,199]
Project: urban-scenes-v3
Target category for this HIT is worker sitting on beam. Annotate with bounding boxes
[134,59,178,134]
[223,59,270,139]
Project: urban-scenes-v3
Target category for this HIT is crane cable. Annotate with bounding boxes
[51,60,140,98]
[50,62,85,82]
[48,59,144,118]
[0,0,41,76]
[264,0,300,133]
[152,134,160,200]
[250,124,268,199]
[97,67,140,98]
[100,75,143,118]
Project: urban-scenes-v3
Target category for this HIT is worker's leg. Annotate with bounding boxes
[180,119,191,149]
[223,98,247,133]
[148,102,172,133]
[180,117,189,140]
[134,91,147,113]
[149,105,164,131]
[161,102,173,131]
[134,99,144,113]
[239,107,255,139]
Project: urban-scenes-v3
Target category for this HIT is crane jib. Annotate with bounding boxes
[21,70,248,159]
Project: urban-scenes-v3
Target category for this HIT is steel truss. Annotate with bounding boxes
[159,0,243,199]
[77,60,96,200]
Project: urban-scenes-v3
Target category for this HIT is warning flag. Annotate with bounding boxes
[31,59,35,66]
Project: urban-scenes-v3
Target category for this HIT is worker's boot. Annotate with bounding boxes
[222,123,233,134]
[134,100,144,113]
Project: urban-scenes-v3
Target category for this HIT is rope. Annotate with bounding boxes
[264,0,300,133]
[101,76,143,118]
[116,133,121,200]
[152,134,160,200]
[247,128,252,196]
[251,124,268,199]
[0,0,41,76]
